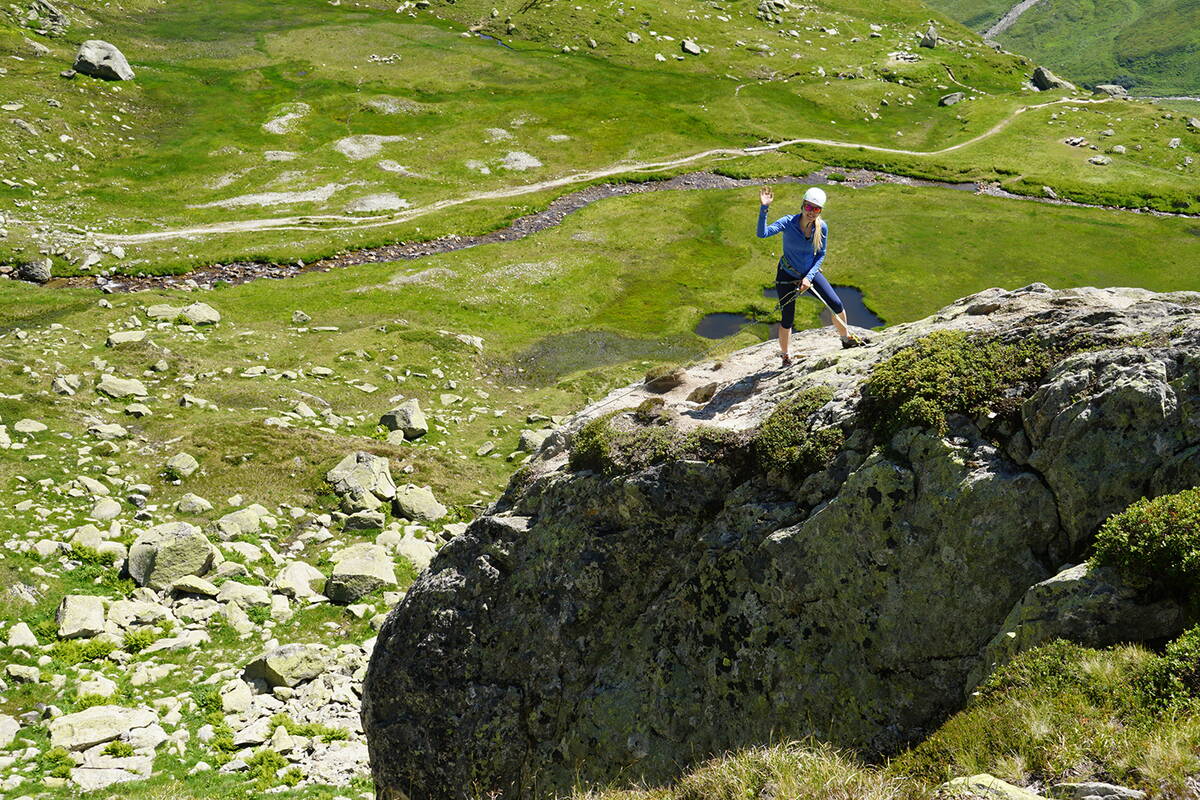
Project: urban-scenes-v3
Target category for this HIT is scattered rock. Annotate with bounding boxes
[326,544,397,604]
[1094,84,1128,97]
[940,774,1044,800]
[73,40,135,81]
[380,400,428,440]
[1088,155,1112,166]
[681,40,701,55]
[1032,66,1075,91]
[272,561,326,599]
[56,595,105,639]
[17,258,52,283]
[1050,782,1146,800]
[919,25,937,48]
[127,522,217,589]
[244,644,329,687]
[327,451,397,499]
[181,303,220,325]
[392,484,447,523]
[939,92,965,107]
[165,452,199,478]
[96,375,148,399]
[106,330,147,347]
[49,705,156,751]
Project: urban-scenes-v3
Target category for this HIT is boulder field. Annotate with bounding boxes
[362,284,1200,799]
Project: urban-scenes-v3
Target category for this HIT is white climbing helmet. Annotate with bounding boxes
[803,186,827,208]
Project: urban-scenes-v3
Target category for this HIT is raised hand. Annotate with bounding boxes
[760,186,773,206]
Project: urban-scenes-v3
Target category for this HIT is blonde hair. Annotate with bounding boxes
[812,219,824,253]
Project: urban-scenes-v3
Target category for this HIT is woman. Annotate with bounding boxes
[757,185,865,367]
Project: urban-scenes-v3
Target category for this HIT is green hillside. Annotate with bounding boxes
[926,0,1200,95]
[0,0,1195,274]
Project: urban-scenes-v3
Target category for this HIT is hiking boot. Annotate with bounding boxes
[780,352,792,368]
[841,334,867,349]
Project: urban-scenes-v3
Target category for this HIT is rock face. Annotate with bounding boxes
[1033,65,1075,91]
[74,40,135,81]
[363,285,1200,800]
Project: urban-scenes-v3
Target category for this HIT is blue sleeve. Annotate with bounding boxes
[804,221,827,281]
[757,207,791,238]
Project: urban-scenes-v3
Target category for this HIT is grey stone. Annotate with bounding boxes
[273,561,326,599]
[327,451,397,500]
[49,705,155,750]
[941,775,1044,799]
[0,714,20,748]
[127,522,216,589]
[216,581,271,607]
[165,452,199,478]
[144,304,183,321]
[96,375,147,399]
[180,302,220,325]
[919,25,937,48]
[244,644,329,688]
[91,497,121,521]
[56,594,105,639]
[518,429,553,453]
[392,484,447,523]
[380,399,428,440]
[681,39,701,55]
[325,545,397,604]
[74,40,135,81]
[1050,782,1146,800]
[1032,65,1075,91]
[106,330,146,347]
[974,563,1184,688]
[1094,84,1128,97]
[170,575,219,596]
[7,621,39,648]
[176,493,213,514]
[939,92,965,106]
[362,286,1200,800]
[17,258,51,283]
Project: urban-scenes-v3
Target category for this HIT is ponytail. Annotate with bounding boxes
[812,220,824,253]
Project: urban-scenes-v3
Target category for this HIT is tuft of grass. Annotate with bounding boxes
[268,713,350,741]
[103,740,135,758]
[123,629,159,654]
[752,386,841,476]
[1091,488,1200,594]
[888,639,1169,791]
[49,639,116,667]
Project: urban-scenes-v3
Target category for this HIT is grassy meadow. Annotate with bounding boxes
[0,0,1197,274]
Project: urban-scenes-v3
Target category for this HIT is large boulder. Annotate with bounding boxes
[56,594,105,639]
[127,522,216,589]
[392,484,447,522]
[325,544,396,604]
[362,286,1200,800]
[272,561,326,599]
[74,40,135,81]
[49,705,156,751]
[380,399,428,440]
[244,644,329,688]
[1032,65,1075,91]
[972,563,1185,688]
[96,374,147,399]
[327,451,396,500]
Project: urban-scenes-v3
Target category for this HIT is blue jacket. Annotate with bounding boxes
[757,205,827,281]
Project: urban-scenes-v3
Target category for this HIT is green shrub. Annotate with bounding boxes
[67,544,117,567]
[1137,624,1200,708]
[246,748,291,788]
[122,629,157,654]
[1091,488,1200,593]
[74,693,110,711]
[247,605,271,625]
[269,713,350,741]
[36,747,74,779]
[973,639,1093,703]
[193,684,221,715]
[102,741,134,757]
[50,639,115,666]
[753,387,841,476]
[859,331,1058,438]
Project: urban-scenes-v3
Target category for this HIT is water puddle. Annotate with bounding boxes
[694,284,884,340]
[478,33,515,50]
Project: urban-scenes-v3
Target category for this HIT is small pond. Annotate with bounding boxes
[695,284,883,339]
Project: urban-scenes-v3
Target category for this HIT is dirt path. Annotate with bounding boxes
[26,97,1113,249]
[984,0,1046,40]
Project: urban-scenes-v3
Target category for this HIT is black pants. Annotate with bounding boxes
[776,263,844,330]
